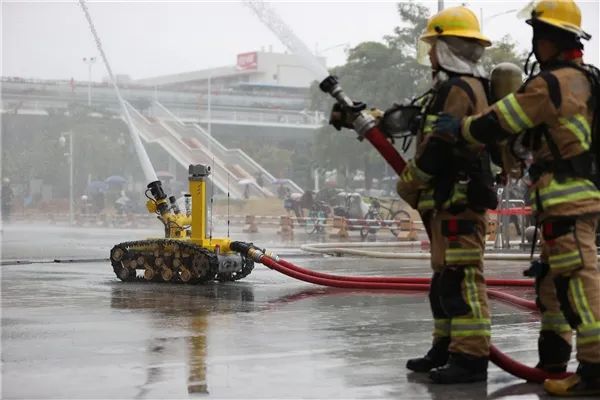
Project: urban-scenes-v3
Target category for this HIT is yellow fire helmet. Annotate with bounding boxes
[419,6,491,47]
[527,0,591,40]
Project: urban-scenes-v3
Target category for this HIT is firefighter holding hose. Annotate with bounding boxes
[433,0,600,395]
[331,6,498,384]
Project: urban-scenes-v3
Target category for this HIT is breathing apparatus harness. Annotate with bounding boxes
[382,71,497,213]
[519,21,600,259]
[520,20,600,190]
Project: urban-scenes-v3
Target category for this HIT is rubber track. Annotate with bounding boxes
[110,239,219,284]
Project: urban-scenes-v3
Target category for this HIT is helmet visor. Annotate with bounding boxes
[517,0,536,19]
[417,40,432,67]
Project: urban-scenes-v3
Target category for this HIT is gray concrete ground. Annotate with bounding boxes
[0,222,589,399]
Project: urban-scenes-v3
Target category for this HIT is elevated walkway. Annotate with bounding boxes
[124,101,303,199]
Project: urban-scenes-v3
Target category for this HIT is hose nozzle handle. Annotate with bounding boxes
[319,75,339,95]
[319,75,353,107]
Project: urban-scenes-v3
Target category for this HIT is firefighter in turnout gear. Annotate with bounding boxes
[434,0,600,395]
[394,6,497,384]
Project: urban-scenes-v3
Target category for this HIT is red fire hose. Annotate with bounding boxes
[363,127,407,176]
[277,259,533,287]
[258,255,571,383]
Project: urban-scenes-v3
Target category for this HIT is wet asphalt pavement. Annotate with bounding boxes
[0,222,588,399]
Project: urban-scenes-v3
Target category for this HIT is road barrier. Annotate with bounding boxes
[217,213,419,241]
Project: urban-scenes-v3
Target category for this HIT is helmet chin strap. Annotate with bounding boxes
[524,49,537,78]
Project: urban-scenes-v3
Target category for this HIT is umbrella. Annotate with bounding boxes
[156,170,175,180]
[105,175,127,185]
[237,178,255,185]
[87,180,108,193]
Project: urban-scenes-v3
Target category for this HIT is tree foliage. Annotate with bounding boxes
[309,2,526,189]
[481,34,528,72]
[1,111,139,199]
[309,3,432,187]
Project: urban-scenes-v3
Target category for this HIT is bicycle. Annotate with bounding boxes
[303,200,331,235]
[359,197,411,239]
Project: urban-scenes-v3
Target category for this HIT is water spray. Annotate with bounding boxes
[78,0,158,184]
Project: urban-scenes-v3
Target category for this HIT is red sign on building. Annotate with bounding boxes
[237,52,257,70]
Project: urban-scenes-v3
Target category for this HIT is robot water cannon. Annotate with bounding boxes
[109,163,255,284]
[318,75,408,176]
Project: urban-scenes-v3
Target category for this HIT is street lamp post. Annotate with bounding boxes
[207,73,212,136]
[82,57,97,107]
[60,132,74,225]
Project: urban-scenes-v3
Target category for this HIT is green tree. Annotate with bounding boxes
[308,2,527,190]
[309,2,431,188]
[481,34,528,72]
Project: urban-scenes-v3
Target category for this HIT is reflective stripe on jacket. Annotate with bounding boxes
[462,62,600,217]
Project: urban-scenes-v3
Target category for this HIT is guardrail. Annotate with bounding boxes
[214,214,419,241]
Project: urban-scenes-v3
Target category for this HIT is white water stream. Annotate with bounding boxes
[78,0,158,183]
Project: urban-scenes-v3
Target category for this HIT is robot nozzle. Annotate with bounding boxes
[147,180,170,215]
[147,180,167,202]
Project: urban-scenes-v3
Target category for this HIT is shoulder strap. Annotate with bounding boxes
[541,125,564,162]
[528,71,563,161]
[430,77,477,114]
[538,71,562,109]
[520,65,562,104]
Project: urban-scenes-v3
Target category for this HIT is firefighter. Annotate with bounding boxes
[434,0,600,395]
[395,6,500,384]
[329,5,497,383]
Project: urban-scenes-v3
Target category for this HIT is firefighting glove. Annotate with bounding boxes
[329,101,367,131]
[433,113,461,139]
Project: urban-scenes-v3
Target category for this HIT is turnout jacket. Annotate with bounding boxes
[460,59,600,219]
[397,74,495,213]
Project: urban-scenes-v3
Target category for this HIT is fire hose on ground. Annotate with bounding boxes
[230,241,570,384]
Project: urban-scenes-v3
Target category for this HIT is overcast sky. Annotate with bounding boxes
[2,0,599,82]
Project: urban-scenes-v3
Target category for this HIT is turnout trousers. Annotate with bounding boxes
[428,208,491,358]
[538,214,600,367]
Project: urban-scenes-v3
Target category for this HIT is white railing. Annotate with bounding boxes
[154,101,304,195]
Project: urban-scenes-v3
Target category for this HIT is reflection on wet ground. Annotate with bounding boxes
[1,223,583,399]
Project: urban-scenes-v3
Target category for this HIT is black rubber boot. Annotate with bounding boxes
[429,352,488,384]
[535,330,571,373]
[406,337,450,373]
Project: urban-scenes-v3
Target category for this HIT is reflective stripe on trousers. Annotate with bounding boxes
[434,318,451,337]
[541,311,571,334]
